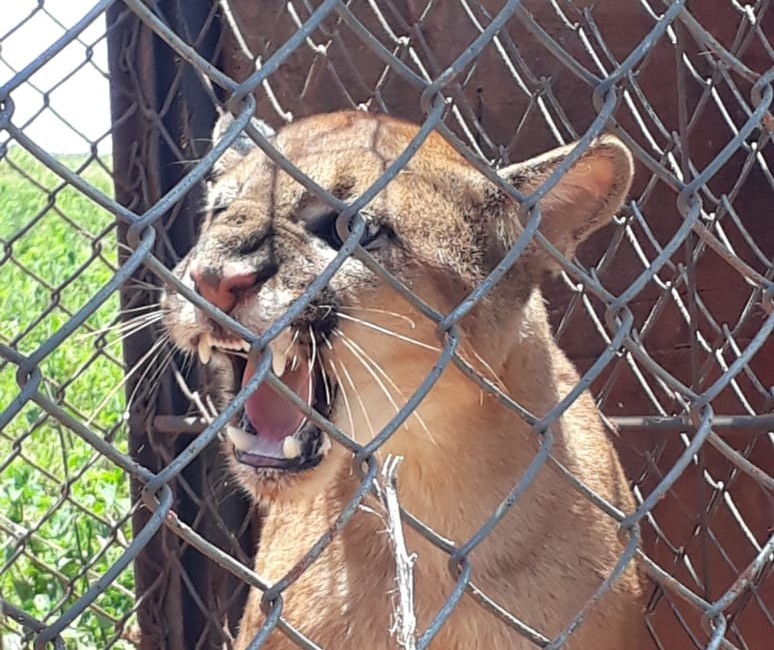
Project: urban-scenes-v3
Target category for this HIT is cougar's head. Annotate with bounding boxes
[162,111,633,501]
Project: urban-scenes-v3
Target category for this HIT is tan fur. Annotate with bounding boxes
[163,111,648,649]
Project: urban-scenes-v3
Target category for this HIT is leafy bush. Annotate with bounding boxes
[0,148,136,649]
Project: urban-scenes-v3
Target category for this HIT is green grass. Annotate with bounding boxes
[0,147,136,649]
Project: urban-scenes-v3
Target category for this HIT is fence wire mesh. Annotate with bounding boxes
[0,1,772,649]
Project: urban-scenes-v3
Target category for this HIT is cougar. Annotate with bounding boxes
[162,111,648,649]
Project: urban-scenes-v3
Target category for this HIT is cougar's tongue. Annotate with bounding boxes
[242,356,311,450]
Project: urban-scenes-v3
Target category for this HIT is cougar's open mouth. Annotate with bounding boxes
[198,329,338,474]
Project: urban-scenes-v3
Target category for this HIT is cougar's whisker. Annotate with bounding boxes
[335,330,437,445]
[336,333,407,439]
[318,334,333,407]
[126,339,175,412]
[308,326,318,380]
[337,305,417,329]
[102,318,166,349]
[123,279,164,293]
[181,348,195,376]
[117,303,163,316]
[335,312,439,352]
[87,332,169,425]
[325,355,355,441]
[458,345,508,394]
[205,395,219,421]
[330,350,373,442]
[144,341,177,393]
[75,310,165,343]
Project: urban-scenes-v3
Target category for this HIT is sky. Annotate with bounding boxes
[0,1,112,155]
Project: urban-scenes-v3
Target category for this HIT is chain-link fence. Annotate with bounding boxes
[1,1,772,649]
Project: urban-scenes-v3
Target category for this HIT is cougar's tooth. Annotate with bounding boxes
[269,330,293,376]
[226,424,256,452]
[282,436,302,459]
[319,433,332,456]
[198,334,212,365]
[272,350,286,377]
[239,339,251,352]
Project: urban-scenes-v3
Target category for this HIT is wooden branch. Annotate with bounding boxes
[379,455,417,650]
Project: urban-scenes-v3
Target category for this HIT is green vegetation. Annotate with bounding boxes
[0,147,136,649]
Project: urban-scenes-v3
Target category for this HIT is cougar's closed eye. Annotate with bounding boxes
[305,210,389,251]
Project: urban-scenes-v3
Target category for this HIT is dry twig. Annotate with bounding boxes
[378,455,417,650]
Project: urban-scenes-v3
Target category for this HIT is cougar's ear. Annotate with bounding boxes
[210,110,276,178]
[497,135,633,266]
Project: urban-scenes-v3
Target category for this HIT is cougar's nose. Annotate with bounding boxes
[189,262,258,314]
